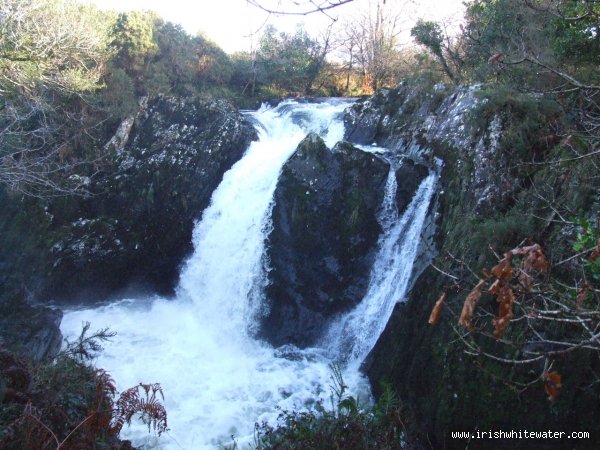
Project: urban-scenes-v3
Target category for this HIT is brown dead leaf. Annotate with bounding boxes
[488,52,504,64]
[492,312,514,339]
[493,284,515,338]
[522,244,548,273]
[497,284,515,307]
[543,371,562,403]
[491,252,514,281]
[459,279,486,331]
[488,279,502,295]
[428,292,447,325]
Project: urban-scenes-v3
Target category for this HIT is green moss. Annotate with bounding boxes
[470,85,563,166]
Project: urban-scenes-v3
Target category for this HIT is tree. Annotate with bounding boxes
[0,0,111,196]
[341,0,403,92]
[110,11,159,89]
[460,0,599,167]
[460,0,551,84]
[411,20,457,82]
[549,1,600,65]
[150,22,196,94]
[254,24,331,95]
[194,33,234,89]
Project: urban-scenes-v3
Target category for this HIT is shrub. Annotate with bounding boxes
[253,365,411,450]
[0,323,166,449]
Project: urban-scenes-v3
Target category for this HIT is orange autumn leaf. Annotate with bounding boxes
[459,279,486,331]
[491,252,514,280]
[492,312,514,338]
[429,292,447,325]
[487,52,504,64]
[497,284,515,308]
[493,284,515,338]
[522,244,548,273]
[543,371,562,403]
[488,279,502,295]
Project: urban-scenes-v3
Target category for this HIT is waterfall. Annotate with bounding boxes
[60,99,436,449]
[322,170,437,366]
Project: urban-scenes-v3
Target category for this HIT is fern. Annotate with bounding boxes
[374,383,401,422]
[112,383,168,436]
[1,326,168,449]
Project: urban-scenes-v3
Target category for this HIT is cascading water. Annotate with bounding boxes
[322,169,437,366]
[61,98,436,449]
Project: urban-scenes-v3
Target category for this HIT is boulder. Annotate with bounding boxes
[260,133,428,347]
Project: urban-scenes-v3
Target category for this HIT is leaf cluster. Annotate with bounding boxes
[430,237,599,404]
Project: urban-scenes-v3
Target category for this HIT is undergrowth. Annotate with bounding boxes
[251,364,414,450]
[0,323,167,449]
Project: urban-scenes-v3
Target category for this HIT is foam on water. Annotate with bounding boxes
[61,98,436,449]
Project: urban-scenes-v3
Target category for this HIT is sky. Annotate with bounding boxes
[83,0,466,54]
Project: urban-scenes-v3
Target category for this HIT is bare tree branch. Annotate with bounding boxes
[246,0,355,16]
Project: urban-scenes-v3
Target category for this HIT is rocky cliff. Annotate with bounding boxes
[0,95,255,361]
[348,81,600,448]
[261,132,428,347]
[47,96,257,302]
[0,96,256,307]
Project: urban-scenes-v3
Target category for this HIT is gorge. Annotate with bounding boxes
[60,98,436,448]
[2,1,599,448]
[3,81,599,450]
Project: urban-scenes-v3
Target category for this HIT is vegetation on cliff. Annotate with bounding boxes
[0,324,167,449]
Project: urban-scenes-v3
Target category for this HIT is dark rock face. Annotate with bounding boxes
[260,133,428,347]
[0,293,62,363]
[0,95,255,377]
[22,95,256,304]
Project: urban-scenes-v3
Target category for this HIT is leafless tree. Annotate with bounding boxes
[340,0,406,92]
[0,0,111,197]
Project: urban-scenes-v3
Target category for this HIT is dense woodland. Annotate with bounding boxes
[1,0,600,448]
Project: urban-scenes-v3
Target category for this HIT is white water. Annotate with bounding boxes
[61,99,436,449]
[322,170,437,366]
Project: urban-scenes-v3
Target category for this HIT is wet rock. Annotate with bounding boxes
[345,83,519,216]
[352,82,600,446]
[45,95,257,303]
[0,293,62,363]
[260,133,428,347]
